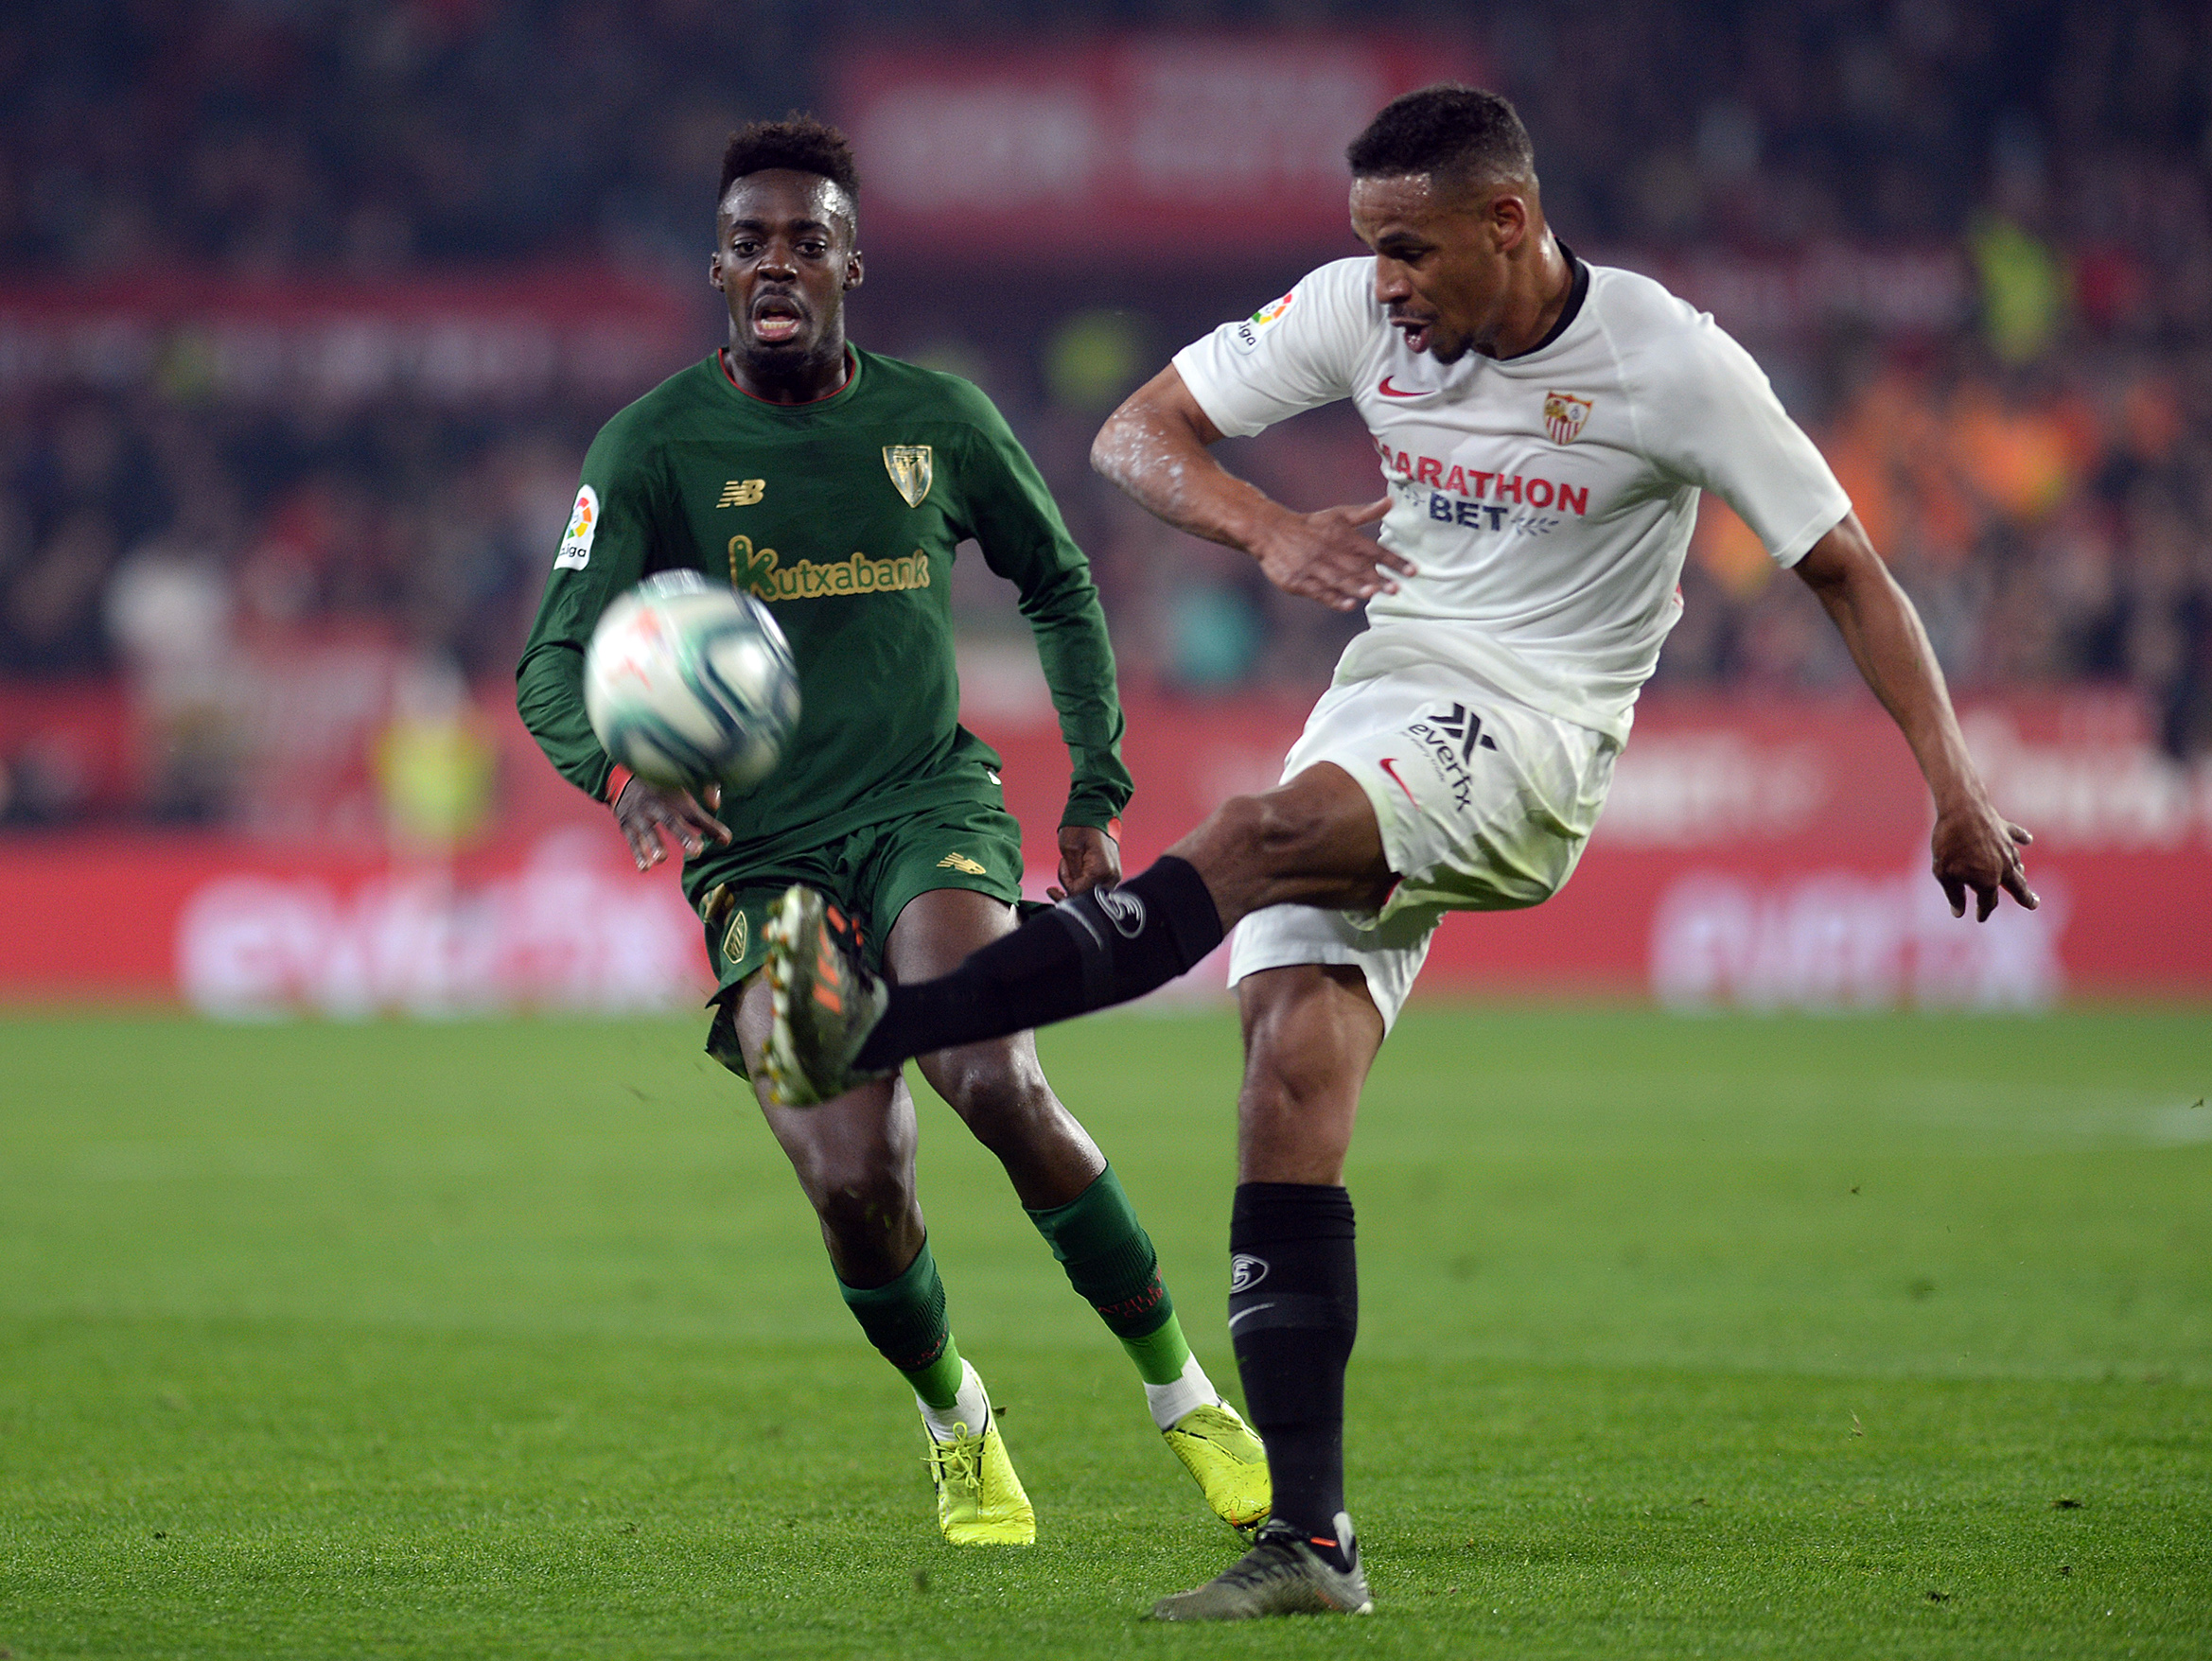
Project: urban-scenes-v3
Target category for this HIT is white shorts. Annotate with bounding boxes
[1226,660,1619,1029]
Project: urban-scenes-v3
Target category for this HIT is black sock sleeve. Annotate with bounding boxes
[855,857,1223,1068]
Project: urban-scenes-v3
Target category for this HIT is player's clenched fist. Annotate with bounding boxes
[1048,821,1123,900]
[1251,496,1414,612]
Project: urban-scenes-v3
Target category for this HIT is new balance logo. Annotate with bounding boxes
[717,478,765,507]
[937,852,988,875]
[1431,703,1497,760]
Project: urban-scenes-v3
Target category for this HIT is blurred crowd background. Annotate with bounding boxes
[4,0,2209,837]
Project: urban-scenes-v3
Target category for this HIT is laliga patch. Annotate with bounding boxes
[1231,288,1295,353]
[554,485,599,570]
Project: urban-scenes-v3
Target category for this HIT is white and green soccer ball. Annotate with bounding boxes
[583,570,799,791]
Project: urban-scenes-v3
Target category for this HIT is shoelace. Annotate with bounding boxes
[1217,1529,1308,1587]
[926,1425,985,1495]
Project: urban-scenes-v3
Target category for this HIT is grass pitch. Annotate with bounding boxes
[2,1005,2207,1659]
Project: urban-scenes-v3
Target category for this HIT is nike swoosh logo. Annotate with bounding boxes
[1377,758,1420,806]
[1377,376,1435,399]
[1226,1303,1276,1330]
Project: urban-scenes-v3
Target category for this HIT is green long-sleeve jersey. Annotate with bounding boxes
[516,346,1131,901]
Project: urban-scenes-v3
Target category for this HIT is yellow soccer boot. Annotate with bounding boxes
[1163,1399,1271,1531]
[922,1365,1034,1546]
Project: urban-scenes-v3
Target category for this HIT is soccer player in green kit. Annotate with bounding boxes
[516,117,1266,1547]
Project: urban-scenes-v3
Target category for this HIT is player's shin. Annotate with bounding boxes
[1027,1165,1198,1399]
[837,1237,969,1411]
[1031,1163,1272,1530]
[1227,1182,1360,1568]
[852,856,1223,1071]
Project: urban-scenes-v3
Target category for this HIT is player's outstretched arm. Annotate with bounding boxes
[1794,513,2035,921]
[1093,367,1412,613]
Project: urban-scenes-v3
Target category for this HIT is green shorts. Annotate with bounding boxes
[698,796,1027,1077]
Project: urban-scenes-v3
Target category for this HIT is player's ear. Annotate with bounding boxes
[843,253,864,292]
[1489,190,1530,254]
[709,251,726,291]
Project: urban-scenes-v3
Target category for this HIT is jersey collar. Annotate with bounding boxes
[1504,240,1590,361]
[715,343,862,408]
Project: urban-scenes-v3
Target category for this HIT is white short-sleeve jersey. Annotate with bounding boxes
[1172,254,1851,740]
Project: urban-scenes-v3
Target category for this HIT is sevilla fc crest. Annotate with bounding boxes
[1543,391,1593,446]
[883,445,933,507]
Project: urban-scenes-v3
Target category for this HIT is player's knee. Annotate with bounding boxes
[1240,1044,1343,1121]
[934,1050,1054,1146]
[801,1154,913,1241]
[1238,972,1373,1115]
[1203,789,1321,872]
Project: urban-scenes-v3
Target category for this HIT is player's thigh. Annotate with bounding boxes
[1235,961,1387,1185]
[885,884,1071,1133]
[869,802,1055,1108]
[1172,761,1397,926]
[884,883,1021,981]
[1310,670,1615,921]
[863,796,1027,968]
[726,969,915,1202]
[1229,890,1438,1034]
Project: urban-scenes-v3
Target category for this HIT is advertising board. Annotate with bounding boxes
[0,690,2202,1012]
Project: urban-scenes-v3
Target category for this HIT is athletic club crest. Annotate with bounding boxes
[1542,391,1593,446]
[883,444,933,507]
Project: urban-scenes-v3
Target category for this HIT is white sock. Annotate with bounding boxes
[1144,1352,1219,1432]
[917,1358,992,1443]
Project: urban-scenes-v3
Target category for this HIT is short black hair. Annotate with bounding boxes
[1346,85,1536,186]
[718,114,860,220]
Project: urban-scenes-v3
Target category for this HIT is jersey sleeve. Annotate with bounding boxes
[515,411,666,802]
[1633,313,1852,568]
[946,383,1132,831]
[1170,258,1375,438]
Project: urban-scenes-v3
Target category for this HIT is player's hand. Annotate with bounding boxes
[1049,823,1122,900]
[1249,496,1414,613]
[613,778,731,872]
[1931,797,2037,921]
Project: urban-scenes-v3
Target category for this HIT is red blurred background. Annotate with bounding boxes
[4,5,2206,1010]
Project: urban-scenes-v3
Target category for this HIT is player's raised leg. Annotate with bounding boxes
[762,761,1393,1105]
[887,887,1269,1531]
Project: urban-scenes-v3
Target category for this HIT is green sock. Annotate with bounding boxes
[837,1238,965,1408]
[1027,1164,1191,1386]
[905,1337,964,1410]
[1119,1310,1195,1387]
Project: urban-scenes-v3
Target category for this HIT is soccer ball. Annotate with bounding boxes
[584,570,799,791]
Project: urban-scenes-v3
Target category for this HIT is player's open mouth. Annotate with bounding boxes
[1390,315,1435,353]
[752,300,806,343]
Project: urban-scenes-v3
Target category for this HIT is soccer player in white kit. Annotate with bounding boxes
[764,85,2037,1619]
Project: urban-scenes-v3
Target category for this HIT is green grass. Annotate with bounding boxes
[1,1005,2207,1658]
